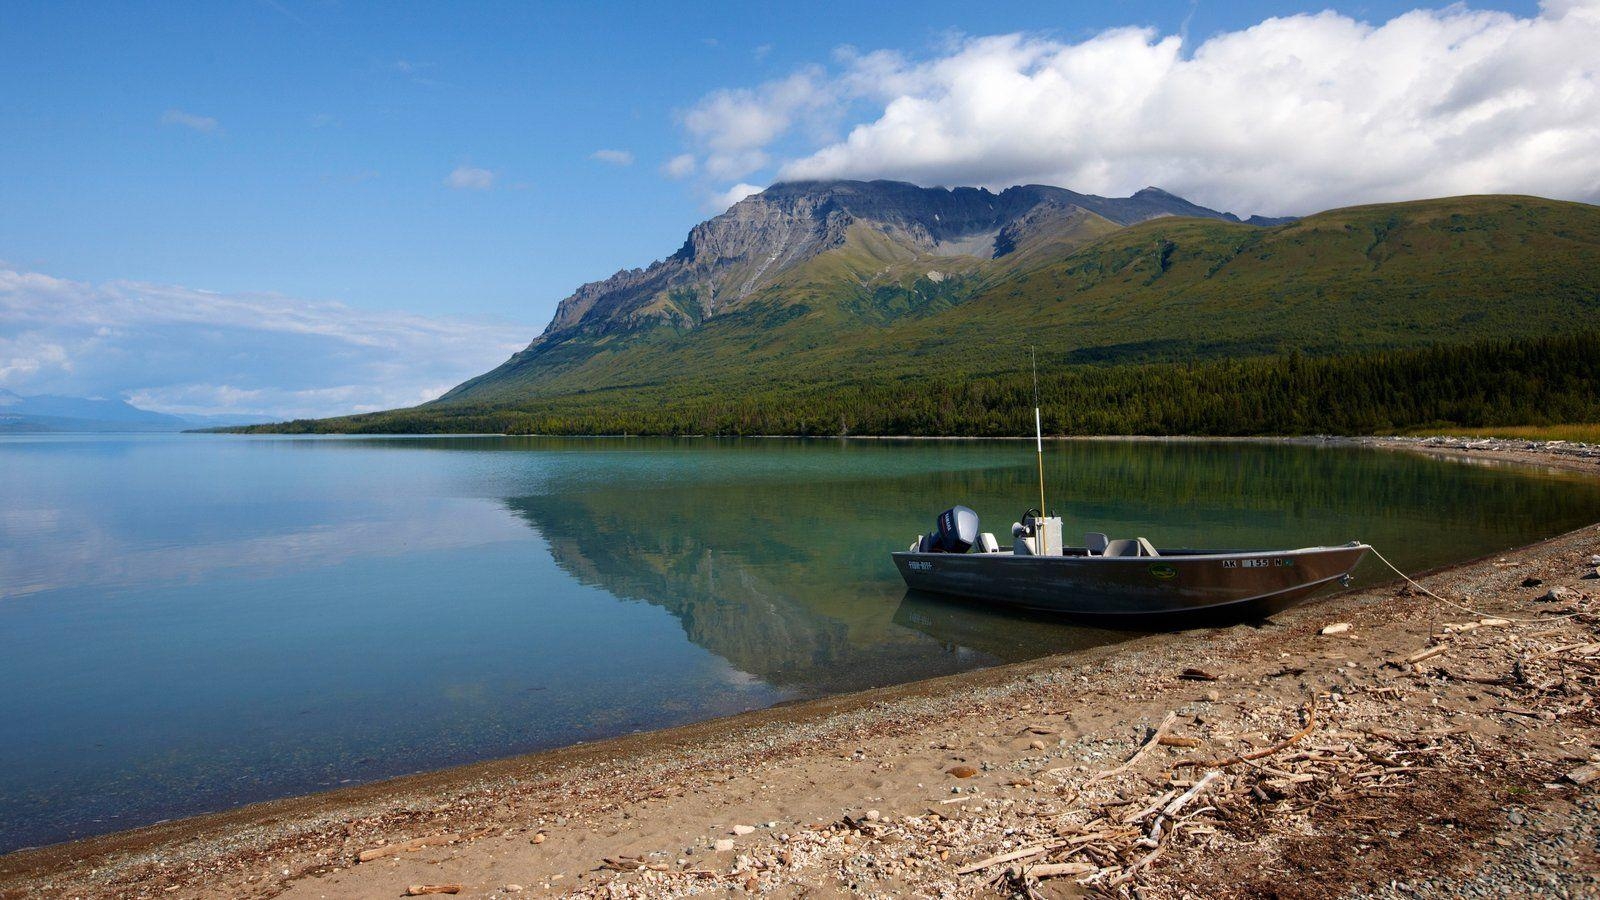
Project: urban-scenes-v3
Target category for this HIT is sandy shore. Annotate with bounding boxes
[3,438,1599,899]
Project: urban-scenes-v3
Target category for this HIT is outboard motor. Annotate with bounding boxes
[918,505,980,553]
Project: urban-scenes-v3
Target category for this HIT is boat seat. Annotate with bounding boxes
[1013,535,1036,556]
[978,532,1000,553]
[1104,538,1162,558]
[1085,532,1109,556]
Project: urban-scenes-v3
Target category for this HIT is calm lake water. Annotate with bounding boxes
[2,434,1599,851]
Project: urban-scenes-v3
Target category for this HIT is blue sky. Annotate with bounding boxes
[4,0,1593,418]
[2,0,1544,319]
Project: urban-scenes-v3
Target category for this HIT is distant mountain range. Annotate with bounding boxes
[232,180,1600,435]
[0,390,267,432]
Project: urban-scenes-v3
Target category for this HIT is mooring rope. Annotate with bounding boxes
[1367,544,1579,624]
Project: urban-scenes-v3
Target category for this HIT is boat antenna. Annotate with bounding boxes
[1031,347,1049,553]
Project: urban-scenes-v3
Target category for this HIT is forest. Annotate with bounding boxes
[233,330,1600,438]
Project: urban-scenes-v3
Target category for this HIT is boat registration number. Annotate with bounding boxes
[1223,558,1293,569]
[908,561,934,571]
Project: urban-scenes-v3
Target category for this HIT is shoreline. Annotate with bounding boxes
[3,439,1598,898]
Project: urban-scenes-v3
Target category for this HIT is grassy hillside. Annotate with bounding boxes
[238,194,1600,436]
[445,195,1600,404]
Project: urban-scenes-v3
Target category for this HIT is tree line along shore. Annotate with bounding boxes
[229,329,1600,438]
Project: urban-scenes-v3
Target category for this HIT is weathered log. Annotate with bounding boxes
[955,842,1058,874]
[357,833,460,863]
[1027,861,1095,878]
[1565,763,1600,785]
[405,886,462,897]
[1403,645,1450,665]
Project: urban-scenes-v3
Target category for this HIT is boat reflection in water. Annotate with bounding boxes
[892,590,1130,661]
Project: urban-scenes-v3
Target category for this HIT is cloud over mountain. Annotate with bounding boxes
[0,268,527,420]
[680,0,1600,215]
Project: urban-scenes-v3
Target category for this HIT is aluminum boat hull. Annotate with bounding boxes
[891,543,1370,623]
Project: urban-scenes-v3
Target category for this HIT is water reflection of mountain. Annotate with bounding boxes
[503,482,1100,696]
[499,440,1600,695]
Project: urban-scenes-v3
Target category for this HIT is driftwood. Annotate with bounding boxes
[1565,763,1600,785]
[1177,706,1316,769]
[404,886,462,897]
[955,842,1059,874]
[1403,645,1451,665]
[1027,861,1095,878]
[1122,790,1180,825]
[1163,770,1220,818]
[1434,666,1515,686]
[357,833,460,863]
[1076,713,1178,785]
[600,855,652,871]
[1159,735,1202,748]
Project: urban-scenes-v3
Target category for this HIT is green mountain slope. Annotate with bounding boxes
[240,190,1600,436]
[447,194,1599,402]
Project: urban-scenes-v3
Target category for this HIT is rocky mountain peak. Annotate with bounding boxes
[531,180,1274,347]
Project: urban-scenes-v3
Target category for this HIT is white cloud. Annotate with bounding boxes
[661,153,697,179]
[444,165,496,190]
[680,1,1600,215]
[681,67,837,180]
[0,267,528,420]
[160,109,219,133]
[590,148,635,166]
[710,183,764,212]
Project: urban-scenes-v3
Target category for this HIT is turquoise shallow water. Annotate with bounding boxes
[2,434,1598,852]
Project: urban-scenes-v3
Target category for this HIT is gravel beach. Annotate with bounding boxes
[3,437,1598,900]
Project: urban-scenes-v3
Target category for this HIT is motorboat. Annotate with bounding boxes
[889,360,1369,623]
[892,505,1370,623]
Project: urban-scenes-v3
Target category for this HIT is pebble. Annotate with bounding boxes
[714,839,735,852]
[732,824,755,835]
[1540,587,1578,603]
[504,885,523,894]
[864,809,880,822]
[1029,740,1046,751]
[529,833,545,845]
[1321,622,1352,635]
